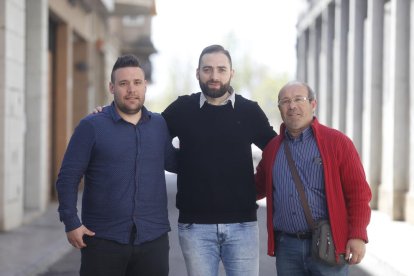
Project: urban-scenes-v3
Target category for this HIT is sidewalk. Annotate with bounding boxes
[1,198,413,275]
[0,201,72,276]
[357,211,414,276]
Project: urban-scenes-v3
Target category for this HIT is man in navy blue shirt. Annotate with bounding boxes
[56,54,177,276]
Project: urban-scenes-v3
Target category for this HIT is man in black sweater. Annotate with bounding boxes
[162,45,276,276]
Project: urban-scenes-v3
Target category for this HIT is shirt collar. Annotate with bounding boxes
[199,91,235,108]
[284,126,313,142]
[109,101,150,123]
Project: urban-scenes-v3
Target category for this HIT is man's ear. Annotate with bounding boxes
[109,82,114,95]
[196,68,200,80]
[311,99,317,112]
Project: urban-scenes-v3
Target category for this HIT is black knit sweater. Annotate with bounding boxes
[162,93,276,223]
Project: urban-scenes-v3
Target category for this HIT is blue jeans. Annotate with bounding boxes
[178,222,259,276]
[275,232,349,276]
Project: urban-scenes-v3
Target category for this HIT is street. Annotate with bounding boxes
[39,173,369,276]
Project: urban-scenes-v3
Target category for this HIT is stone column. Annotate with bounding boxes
[296,30,308,82]
[346,0,367,154]
[0,0,26,230]
[332,0,349,132]
[380,0,392,217]
[379,0,410,220]
[362,0,385,209]
[24,0,49,213]
[407,0,414,224]
[306,18,321,96]
[318,3,335,125]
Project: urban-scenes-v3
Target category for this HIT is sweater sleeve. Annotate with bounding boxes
[250,102,277,150]
[162,97,182,138]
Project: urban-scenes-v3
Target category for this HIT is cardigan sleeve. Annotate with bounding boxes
[338,135,372,241]
[255,156,267,200]
[255,137,279,200]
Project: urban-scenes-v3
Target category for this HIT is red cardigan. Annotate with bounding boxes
[255,118,371,259]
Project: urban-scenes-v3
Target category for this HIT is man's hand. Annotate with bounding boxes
[92,106,104,114]
[66,225,95,249]
[345,239,366,264]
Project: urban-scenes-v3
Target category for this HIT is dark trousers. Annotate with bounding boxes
[80,233,169,276]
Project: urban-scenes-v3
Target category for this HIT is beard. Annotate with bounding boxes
[114,93,144,115]
[199,79,232,99]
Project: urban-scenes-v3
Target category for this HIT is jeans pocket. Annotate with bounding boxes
[177,222,194,230]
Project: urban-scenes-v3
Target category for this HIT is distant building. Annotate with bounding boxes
[0,0,157,231]
[296,0,414,224]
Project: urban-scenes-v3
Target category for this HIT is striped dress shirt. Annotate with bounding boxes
[272,127,328,233]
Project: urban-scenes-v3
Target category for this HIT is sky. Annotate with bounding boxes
[148,0,306,97]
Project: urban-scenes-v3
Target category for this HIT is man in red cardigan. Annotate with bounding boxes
[255,81,371,275]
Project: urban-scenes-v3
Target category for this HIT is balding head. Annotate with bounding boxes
[277,81,317,138]
[278,81,315,102]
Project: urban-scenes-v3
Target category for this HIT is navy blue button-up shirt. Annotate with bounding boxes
[56,103,177,245]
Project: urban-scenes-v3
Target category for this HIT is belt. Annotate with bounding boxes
[275,230,312,240]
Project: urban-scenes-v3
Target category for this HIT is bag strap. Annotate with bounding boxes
[283,140,315,229]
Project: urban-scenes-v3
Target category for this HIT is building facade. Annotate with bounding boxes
[296,0,414,223]
[0,0,157,231]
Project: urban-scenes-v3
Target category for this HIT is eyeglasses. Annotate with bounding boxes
[278,96,312,107]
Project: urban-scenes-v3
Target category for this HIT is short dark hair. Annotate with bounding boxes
[198,45,232,69]
[111,54,142,83]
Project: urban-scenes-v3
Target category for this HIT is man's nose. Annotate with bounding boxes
[210,69,220,80]
[287,100,298,108]
[127,83,134,92]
